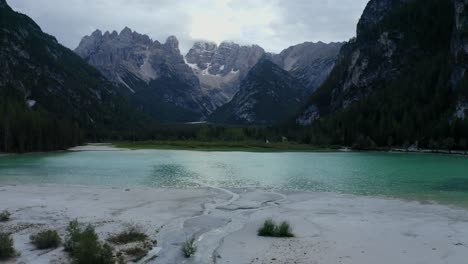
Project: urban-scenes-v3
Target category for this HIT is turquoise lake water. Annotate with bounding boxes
[1,149,468,206]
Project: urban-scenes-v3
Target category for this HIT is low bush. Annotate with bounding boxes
[257,219,276,236]
[181,237,197,258]
[64,220,114,264]
[276,221,294,238]
[30,229,61,249]
[258,219,295,238]
[0,210,11,222]
[0,232,15,259]
[107,225,148,245]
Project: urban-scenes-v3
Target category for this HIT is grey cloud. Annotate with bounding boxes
[8,0,369,53]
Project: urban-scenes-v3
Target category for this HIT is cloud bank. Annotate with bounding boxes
[9,0,369,53]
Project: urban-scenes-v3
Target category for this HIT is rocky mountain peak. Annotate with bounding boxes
[268,41,343,94]
[119,26,133,37]
[185,41,217,69]
[164,35,179,50]
[91,29,103,37]
[187,40,265,77]
[185,40,265,109]
[194,41,217,51]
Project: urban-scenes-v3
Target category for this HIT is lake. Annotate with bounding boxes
[1,148,468,206]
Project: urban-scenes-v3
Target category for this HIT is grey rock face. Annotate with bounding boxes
[357,0,411,35]
[268,41,343,95]
[451,0,468,88]
[186,41,265,78]
[296,105,320,126]
[76,28,212,121]
[185,41,217,70]
[76,28,187,84]
[451,0,468,119]
[185,41,265,108]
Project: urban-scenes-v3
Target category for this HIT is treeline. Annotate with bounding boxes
[0,90,153,153]
[118,123,289,143]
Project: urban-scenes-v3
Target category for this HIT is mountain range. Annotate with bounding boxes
[75,29,343,124]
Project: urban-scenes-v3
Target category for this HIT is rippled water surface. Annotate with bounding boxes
[1,149,468,205]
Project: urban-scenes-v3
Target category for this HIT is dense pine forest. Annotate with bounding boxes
[0,88,83,152]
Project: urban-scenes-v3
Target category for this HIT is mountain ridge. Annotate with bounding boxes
[209,57,305,125]
[76,28,344,123]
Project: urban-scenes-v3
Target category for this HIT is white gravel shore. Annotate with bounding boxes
[0,184,467,264]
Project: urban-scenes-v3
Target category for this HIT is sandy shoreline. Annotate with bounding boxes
[0,185,467,264]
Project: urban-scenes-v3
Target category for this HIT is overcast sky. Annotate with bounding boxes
[9,0,369,53]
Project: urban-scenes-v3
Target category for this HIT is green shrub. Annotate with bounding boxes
[181,237,197,258]
[107,225,148,245]
[0,232,15,259]
[0,210,11,222]
[258,219,295,238]
[30,229,61,249]
[276,221,294,238]
[257,219,276,236]
[64,220,114,264]
[64,220,80,253]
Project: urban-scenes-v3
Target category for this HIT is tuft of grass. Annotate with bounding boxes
[107,225,148,245]
[257,219,276,237]
[276,221,295,238]
[0,232,15,259]
[64,220,114,264]
[181,237,197,258]
[30,229,61,249]
[258,219,295,238]
[0,210,11,222]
